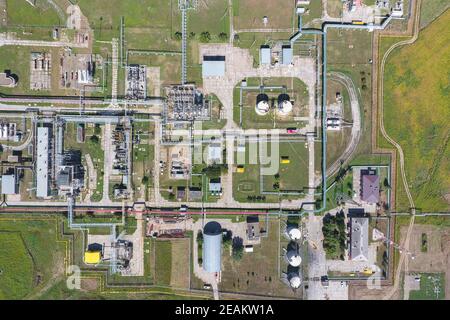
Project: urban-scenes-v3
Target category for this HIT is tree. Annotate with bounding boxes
[189,32,196,39]
[174,31,182,40]
[142,176,149,186]
[232,245,243,261]
[200,31,211,43]
[218,32,228,41]
[89,135,99,144]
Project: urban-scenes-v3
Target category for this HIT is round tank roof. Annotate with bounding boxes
[256,93,269,103]
[286,250,302,267]
[287,227,302,240]
[277,93,290,103]
[289,275,302,288]
[278,100,293,115]
[203,221,222,235]
[255,101,270,115]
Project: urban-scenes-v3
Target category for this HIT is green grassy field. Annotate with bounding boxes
[0,232,34,299]
[0,217,66,300]
[382,11,450,211]
[233,0,296,30]
[154,240,172,286]
[409,273,445,300]
[6,0,63,26]
[419,0,450,29]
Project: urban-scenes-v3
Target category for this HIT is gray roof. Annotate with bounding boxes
[203,221,222,273]
[209,178,221,192]
[202,56,225,77]
[260,46,271,65]
[36,127,49,198]
[1,175,16,194]
[350,217,369,261]
[207,143,222,163]
[361,172,380,203]
[282,45,293,65]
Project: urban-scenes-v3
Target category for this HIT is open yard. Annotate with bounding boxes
[219,219,301,298]
[236,77,309,129]
[381,11,450,211]
[232,0,296,30]
[233,142,309,202]
[409,273,445,300]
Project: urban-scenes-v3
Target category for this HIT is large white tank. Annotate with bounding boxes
[286,226,302,240]
[286,250,302,267]
[256,101,270,115]
[277,93,292,116]
[255,93,270,116]
[289,274,302,288]
[278,100,293,115]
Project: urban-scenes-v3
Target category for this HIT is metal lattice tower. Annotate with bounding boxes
[178,0,197,84]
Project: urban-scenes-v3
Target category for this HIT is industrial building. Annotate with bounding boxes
[165,85,210,122]
[207,143,222,164]
[281,45,293,65]
[209,178,222,196]
[125,64,147,100]
[36,126,50,198]
[203,221,222,273]
[246,216,260,241]
[0,71,18,87]
[360,169,380,203]
[349,217,369,261]
[260,46,271,65]
[202,55,226,77]
[1,174,17,195]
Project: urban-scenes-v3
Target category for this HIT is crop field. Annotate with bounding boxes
[382,11,450,211]
[0,217,67,300]
[232,0,296,30]
[220,219,300,298]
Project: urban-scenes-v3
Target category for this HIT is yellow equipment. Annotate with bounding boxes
[84,251,101,264]
[237,166,245,173]
[281,156,290,164]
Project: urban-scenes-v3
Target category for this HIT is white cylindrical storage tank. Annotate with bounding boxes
[286,226,301,241]
[277,93,292,115]
[255,93,270,115]
[286,250,302,267]
[289,274,302,289]
[203,221,222,273]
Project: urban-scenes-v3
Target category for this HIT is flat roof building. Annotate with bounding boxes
[209,178,222,194]
[202,56,225,77]
[207,143,222,164]
[349,217,369,261]
[1,174,17,195]
[260,46,271,65]
[36,127,50,198]
[282,45,293,65]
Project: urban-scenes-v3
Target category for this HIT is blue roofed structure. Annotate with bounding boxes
[202,55,225,77]
[1,174,17,195]
[203,221,222,273]
[260,45,271,65]
[282,45,293,65]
